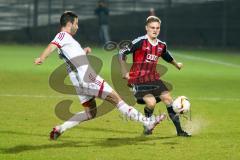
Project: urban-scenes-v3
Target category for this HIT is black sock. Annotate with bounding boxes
[167,105,183,133]
[144,106,154,118]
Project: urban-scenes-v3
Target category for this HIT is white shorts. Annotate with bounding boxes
[68,70,113,104]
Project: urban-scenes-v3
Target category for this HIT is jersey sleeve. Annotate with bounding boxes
[51,32,68,48]
[160,43,173,62]
[118,38,142,60]
[161,49,174,63]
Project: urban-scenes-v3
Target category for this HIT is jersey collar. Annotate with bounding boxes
[146,34,159,46]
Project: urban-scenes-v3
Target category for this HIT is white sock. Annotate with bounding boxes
[116,100,150,126]
[57,111,90,133]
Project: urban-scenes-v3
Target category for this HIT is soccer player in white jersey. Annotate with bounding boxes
[34,11,166,140]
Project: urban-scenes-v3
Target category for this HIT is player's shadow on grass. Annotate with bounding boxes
[78,126,139,134]
[0,141,90,154]
[0,135,177,154]
[0,130,46,138]
[0,129,73,139]
[95,135,177,148]
[0,126,177,154]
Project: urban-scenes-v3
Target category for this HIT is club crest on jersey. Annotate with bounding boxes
[157,47,163,52]
[146,54,158,62]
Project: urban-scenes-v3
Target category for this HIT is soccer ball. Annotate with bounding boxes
[172,96,190,114]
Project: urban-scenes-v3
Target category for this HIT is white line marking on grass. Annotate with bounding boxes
[0,94,75,98]
[0,94,240,101]
[191,97,240,101]
[174,53,240,68]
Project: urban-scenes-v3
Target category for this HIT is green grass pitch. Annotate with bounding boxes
[0,45,240,160]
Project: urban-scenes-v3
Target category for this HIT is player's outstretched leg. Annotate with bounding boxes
[105,90,166,134]
[50,99,97,140]
[50,127,61,140]
[143,113,166,135]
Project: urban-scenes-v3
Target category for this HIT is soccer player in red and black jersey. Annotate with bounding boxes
[118,16,191,137]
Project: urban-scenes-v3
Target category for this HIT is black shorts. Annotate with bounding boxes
[132,80,169,104]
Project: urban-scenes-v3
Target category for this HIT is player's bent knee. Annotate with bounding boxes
[144,96,156,108]
[164,98,173,105]
[146,100,156,108]
[82,98,97,119]
[160,94,173,105]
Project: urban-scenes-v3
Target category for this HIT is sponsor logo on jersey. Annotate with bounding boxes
[146,54,158,62]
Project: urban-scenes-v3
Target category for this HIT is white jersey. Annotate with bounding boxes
[51,31,86,59]
[51,31,112,104]
[51,31,89,79]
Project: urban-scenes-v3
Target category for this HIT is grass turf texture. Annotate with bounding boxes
[0,45,240,160]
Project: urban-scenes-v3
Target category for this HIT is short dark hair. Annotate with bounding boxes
[146,16,161,25]
[60,11,78,27]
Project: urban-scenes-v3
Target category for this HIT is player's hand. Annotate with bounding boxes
[176,62,183,70]
[123,72,130,80]
[34,57,43,65]
[84,47,92,54]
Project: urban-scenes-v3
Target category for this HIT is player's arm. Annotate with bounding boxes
[118,44,132,79]
[118,47,129,79]
[162,50,183,70]
[34,43,57,65]
[118,39,142,79]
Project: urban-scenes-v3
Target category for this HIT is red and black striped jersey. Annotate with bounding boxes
[119,35,173,84]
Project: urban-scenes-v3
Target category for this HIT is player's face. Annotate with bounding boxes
[70,18,79,35]
[146,22,160,39]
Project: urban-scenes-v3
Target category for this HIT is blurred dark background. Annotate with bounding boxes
[0,0,239,48]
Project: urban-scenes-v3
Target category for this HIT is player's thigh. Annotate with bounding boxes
[143,94,156,107]
[159,91,173,105]
[83,76,121,105]
[81,75,113,99]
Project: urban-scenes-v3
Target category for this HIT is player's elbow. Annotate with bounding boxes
[118,54,127,62]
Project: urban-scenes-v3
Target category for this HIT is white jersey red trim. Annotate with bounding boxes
[51,31,113,104]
